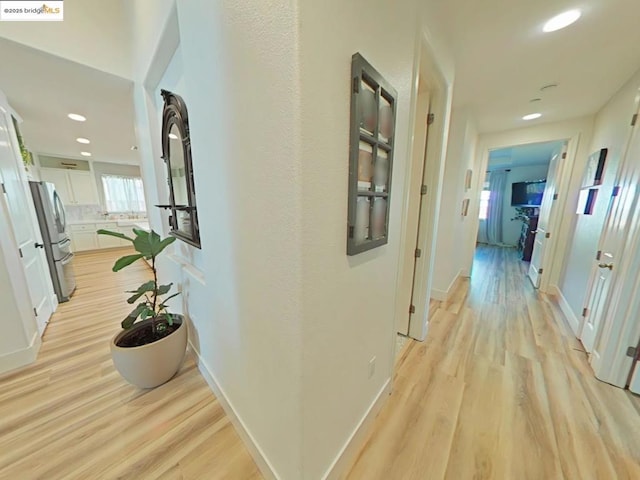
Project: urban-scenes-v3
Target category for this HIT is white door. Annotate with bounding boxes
[587,100,640,387]
[630,357,640,394]
[396,85,431,335]
[579,251,614,352]
[0,109,56,335]
[527,144,567,288]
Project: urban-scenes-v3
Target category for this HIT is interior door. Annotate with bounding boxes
[586,99,640,388]
[580,252,614,352]
[527,144,567,288]
[0,110,55,335]
[628,339,640,394]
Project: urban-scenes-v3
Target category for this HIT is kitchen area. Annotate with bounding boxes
[28,152,149,304]
[0,36,151,375]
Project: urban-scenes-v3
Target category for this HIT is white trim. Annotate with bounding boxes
[430,269,463,301]
[188,341,279,480]
[0,331,41,375]
[322,379,391,480]
[394,28,453,342]
[554,286,582,336]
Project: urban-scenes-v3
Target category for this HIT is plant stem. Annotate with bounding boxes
[151,254,158,336]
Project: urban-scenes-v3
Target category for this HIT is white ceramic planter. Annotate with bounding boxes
[110,315,187,389]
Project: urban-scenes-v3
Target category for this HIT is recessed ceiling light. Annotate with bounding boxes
[168,133,178,140]
[68,113,86,122]
[80,151,92,157]
[76,137,90,144]
[543,9,581,33]
[523,113,542,121]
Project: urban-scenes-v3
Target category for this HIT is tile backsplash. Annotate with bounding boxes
[66,204,147,222]
[65,205,104,222]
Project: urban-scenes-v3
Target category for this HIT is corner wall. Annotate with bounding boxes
[432,107,478,299]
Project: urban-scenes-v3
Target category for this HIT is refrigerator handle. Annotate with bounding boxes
[53,191,66,232]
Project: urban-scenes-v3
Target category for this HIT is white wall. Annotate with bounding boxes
[499,164,549,246]
[130,0,455,478]
[432,107,478,299]
[298,0,428,476]
[558,68,640,328]
[0,0,132,79]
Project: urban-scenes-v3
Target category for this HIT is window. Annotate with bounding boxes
[101,175,146,213]
[479,190,491,220]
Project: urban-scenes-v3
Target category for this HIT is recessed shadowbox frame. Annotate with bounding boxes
[347,53,398,255]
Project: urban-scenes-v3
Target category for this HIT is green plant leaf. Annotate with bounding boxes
[157,312,174,326]
[140,307,154,320]
[157,236,176,252]
[132,229,176,259]
[126,280,156,304]
[122,303,147,329]
[157,283,173,296]
[97,229,134,242]
[112,254,144,272]
[158,292,181,309]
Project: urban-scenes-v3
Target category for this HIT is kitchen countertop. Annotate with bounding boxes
[68,219,148,225]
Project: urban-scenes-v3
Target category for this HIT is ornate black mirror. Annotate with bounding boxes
[157,89,201,248]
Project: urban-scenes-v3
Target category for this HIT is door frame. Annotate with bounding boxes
[469,126,586,297]
[527,142,568,289]
[394,29,452,341]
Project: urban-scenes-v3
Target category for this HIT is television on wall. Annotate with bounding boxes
[511,180,546,207]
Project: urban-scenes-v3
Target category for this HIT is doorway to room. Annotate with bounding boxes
[475,139,568,288]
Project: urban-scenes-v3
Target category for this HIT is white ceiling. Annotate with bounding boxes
[0,38,139,165]
[488,140,565,170]
[431,0,640,133]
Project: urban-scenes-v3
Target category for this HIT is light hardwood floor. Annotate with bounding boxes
[0,249,261,480]
[346,245,640,480]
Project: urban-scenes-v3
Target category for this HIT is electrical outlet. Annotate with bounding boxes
[368,356,376,379]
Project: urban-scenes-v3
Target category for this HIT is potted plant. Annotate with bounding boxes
[97,227,187,389]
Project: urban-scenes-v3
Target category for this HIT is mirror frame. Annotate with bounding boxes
[160,89,201,248]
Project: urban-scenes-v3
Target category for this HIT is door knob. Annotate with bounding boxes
[34,242,44,249]
[598,263,614,270]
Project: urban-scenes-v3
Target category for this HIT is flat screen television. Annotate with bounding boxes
[511,180,546,207]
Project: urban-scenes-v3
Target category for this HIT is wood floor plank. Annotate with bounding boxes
[0,248,260,480]
[347,245,640,480]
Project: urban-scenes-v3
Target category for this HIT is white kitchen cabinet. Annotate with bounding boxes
[71,231,99,251]
[39,168,72,204]
[96,222,127,248]
[39,168,99,205]
[68,171,99,205]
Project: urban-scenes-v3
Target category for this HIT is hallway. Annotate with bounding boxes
[347,245,640,479]
[0,249,260,479]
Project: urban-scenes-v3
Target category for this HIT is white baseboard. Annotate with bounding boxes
[431,270,463,302]
[554,287,581,336]
[0,331,41,375]
[188,341,279,480]
[189,341,392,480]
[322,379,391,480]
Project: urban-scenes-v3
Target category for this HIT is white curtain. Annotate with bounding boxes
[102,175,147,213]
[486,170,508,245]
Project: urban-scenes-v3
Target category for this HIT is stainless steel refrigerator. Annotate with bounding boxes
[29,181,76,302]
